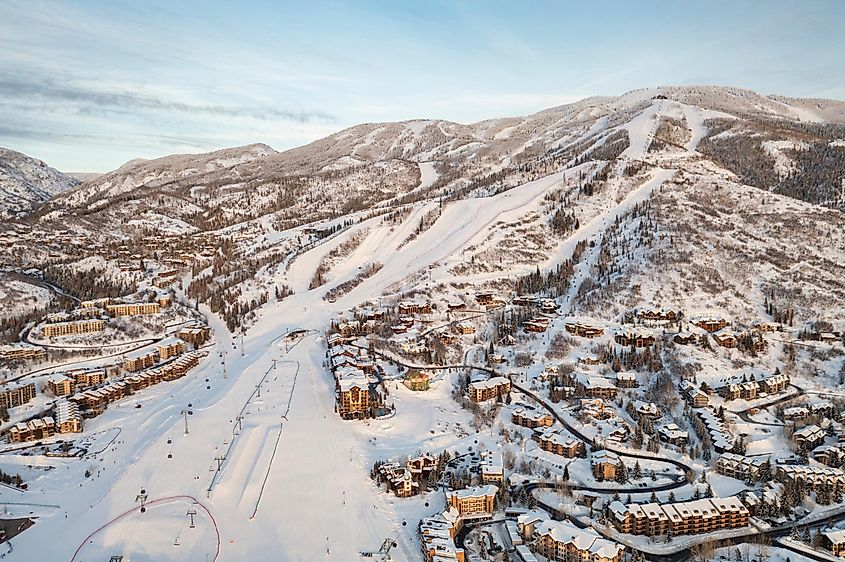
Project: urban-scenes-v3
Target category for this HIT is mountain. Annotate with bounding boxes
[2,85,844,332]
[0,147,79,219]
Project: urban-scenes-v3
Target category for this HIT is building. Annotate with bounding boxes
[479,451,505,484]
[776,465,845,492]
[637,309,678,322]
[591,450,622,480]
[398,301,432,315]
[564,322,604,338]
[0,343,46,361]
[511,408,554,429]
[106,302,161,316]
[673,332,697,345]
[420,509,464,562]
[41,318,105,338]
[176,325,211,346]
[634,401,661,420]
[793,424,826,449]
[337,379,383,420]
[532,519,624,562]
[609,496,749,537]
[54,400,83,433]
[404,371,431,391]
[693,317,728,333]
[523,317,550,333]
[813,445,845,468]
[712,332,738,349]
[378,462,419,498]
[124,351,157,372]
[614,330,656,348]
[445,485,497,518]
[822,529,845,557]
[70,368,107,388]
[157,341,185,361]
[716,453,768,481]
[539,430,583,458]
[454,321,476,335]
[47,376,74,397]
[680,380,709,408]
[569,371,617,399]
[468,377,510,403]
[658,423,689,446]
[0,382,36,409]
[7,417,56,443]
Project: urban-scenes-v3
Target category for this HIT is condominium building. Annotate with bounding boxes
[0,383,36,409]
[511,408,554,429]
[479,451,505,484]
[445,485,497,518]
[41,318,105,338]
[176,325,211,346]
[468,377,510,403]
[47,376,75,397]
[776,465,845,492]
[532,519,624,562]
[157,341,185,361]
[54,400,83,433]
[106,302,161,316]
[716,453,768,481]
[0,343,46,361]
[539,430,583,458]
[403,371,431,391]
[609,496,749,537]
[7,417,56,443]
[591,450,622,480]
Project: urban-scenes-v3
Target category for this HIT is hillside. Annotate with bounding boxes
[0,147,79,219]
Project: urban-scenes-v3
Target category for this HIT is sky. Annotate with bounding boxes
[1,0,843,172]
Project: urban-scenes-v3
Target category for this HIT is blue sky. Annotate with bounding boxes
[1,0,843,171]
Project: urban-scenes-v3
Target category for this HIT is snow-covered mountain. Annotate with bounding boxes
[3,85,844,329]
[0,147,79,218]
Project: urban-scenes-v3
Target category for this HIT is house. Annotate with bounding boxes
[580,399,614,421]
[468,377,510,403]
[615,372,637,388]
[637,309,678,323]
[658,424,689,446]
[569,371,617,399]
[511,408,554,429]
[712,332,738,349]
[680,380,709,408]
[523,317,550,333]
[403,371,431,391]
[783,406,809,421]
[454,321,476,335]
[634,401,661,420]
[614,329,656,348]
[564,323,604,338]
[398,301,432,315]
[591,450,622,480]
[673,332,697,345]
[692,317,728,333]
[822,529,845,557]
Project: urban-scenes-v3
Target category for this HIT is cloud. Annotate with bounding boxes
[0,74,335,123]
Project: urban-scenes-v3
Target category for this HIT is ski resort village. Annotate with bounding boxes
[1,81,845,562]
